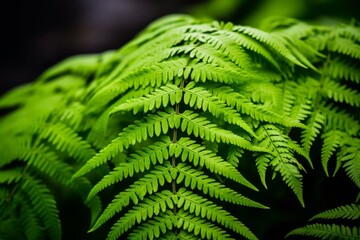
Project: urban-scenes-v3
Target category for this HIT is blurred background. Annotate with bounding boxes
[1,0,359,96]
[0,1,359,239]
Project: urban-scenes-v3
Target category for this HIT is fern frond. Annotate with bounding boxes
[0,83,34,108]
[87,58,188,113]
[110,84,182,114]
[177,188,259,240]
[20,175,61,240]
[19,198,44,240]
[328,58,360,83]
[286,223,360,239]
[209,86,305,128]
[158,230,199,240]
[181,31,254,69]
[37,53,101,82]
[172,137,258,191]
[39,122,96,163]
[310,204,360,221]
[339,138,360,188]
[0,168,22,184]
[185,62,262,85]
[127,210,175,240]
[255,124,305,206]
[177,209,233,240]
[301,110,325,153]
[106,190,174,240]
[74,110,175,178]
[90,164,173,232]
[322,78,360,107]
[321,130,343,176]
[175,163,267,209]
[234,26,308,68]
[322,104,360,135]
[180,110,266,152]
[219,30,281,70]
[87,138,171,200]
[19,144,75,186]
[226,146,244,168]
[58,102,85,131]
[183,84,256,137]
[328,37,360,59]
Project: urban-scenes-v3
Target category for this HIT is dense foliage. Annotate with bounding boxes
[0,15,359,239]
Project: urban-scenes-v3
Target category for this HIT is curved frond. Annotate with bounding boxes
[255,124,305,206]
[183,84,256,137]
[172,137,258,191]
[310,204,360,221]
[20,176,61,240]
[180,110,265,152]
[322,78,360,107]
[74,110,175,177]
[90,165,173,232]
[110,84,182,114]
[177,188,259,240]
[175,163,267,209]
[87,138,171,200]
[107,190,174,240]
[287,224,360,239]
[127,210,175,240]
[339,138,360,188]
[177,209,233,240]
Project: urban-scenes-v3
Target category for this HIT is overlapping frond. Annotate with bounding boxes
[1,14,359,240]
[254,124,305,206]
[287,203,360,239]
[287,224,360,239]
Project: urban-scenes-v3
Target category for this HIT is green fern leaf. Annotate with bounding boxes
[87,138,171,200]
[87,58,187,113]
[328,58,360,83]
[287,223,360,239]
[74,110,175,178]
[339,138,360,188]
[209,86,305,128]
[39,122,96,163]
[89,164,173,232]
[226,146,244,168]
[127,210,175,240]
[310,204,360,220]
[175,163,267,209]
[0,168,22,184]
[302,111,325,153]
[107,190,173,240]
[322,78,360,107]
[322,104,360,136]
[110,84,182,114]
[19,201,44,240]
[19,144,75,186]
[177,209,233,240]
[328,37,360,59]
[255,124,305,206]
[183,84,256,137]
[20,176,61,240]
[180,110,266,152]
[158,230,199,240]
[177,188,259,240]
[321,130,343,176]
[172,137,258,191]
[234,26,308,68]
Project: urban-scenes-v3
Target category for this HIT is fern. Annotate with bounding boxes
[287,204,360,239]
[1,14,359,240]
